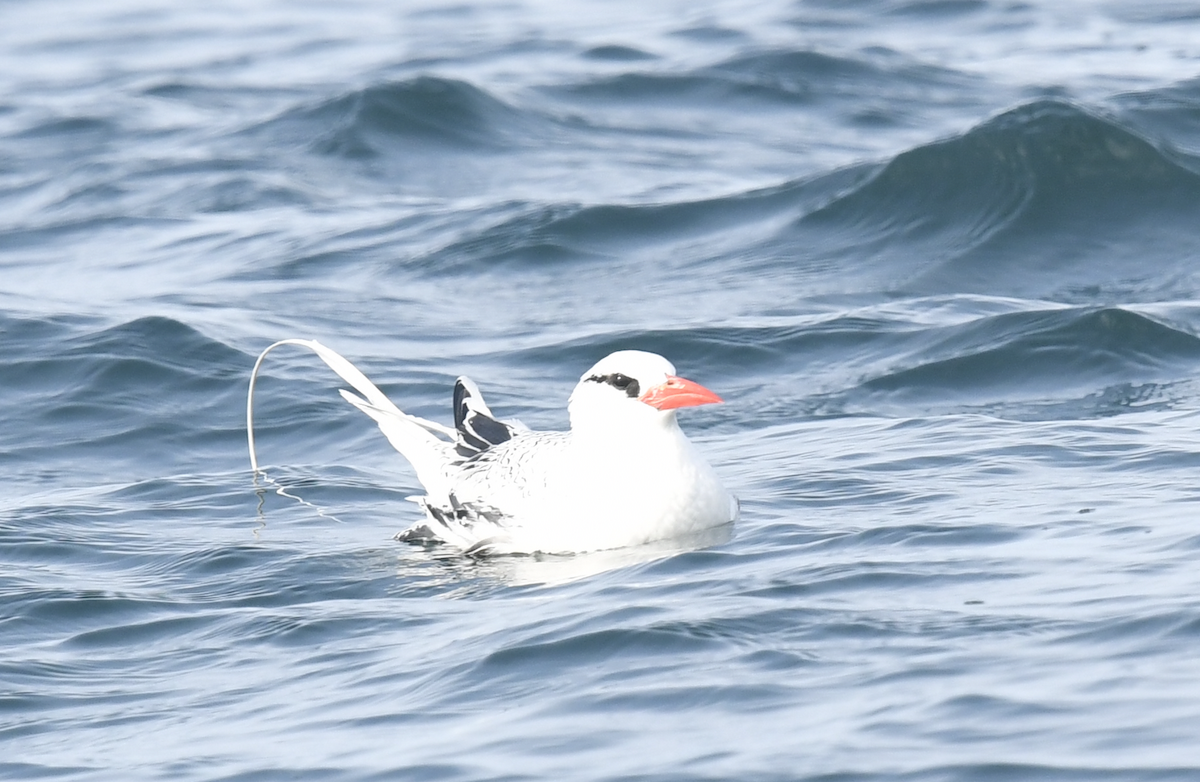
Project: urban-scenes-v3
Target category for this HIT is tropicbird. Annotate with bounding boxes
[247,341,737,555]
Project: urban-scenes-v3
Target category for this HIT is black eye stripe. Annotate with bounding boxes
[586,372,641,398]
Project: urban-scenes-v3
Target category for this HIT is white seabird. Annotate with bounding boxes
[247,341,737,555]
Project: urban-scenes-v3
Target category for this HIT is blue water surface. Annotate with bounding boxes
[3,1,1200,779]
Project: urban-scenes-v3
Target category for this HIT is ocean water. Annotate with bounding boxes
[4,0,1200,779]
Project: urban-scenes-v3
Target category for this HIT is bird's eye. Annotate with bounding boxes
[585,372,640,397]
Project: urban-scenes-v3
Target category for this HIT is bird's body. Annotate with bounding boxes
[247,341,737,555]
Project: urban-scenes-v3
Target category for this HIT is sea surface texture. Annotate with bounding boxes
[4,1,1200,779]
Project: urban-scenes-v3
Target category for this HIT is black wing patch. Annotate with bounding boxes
[397,494,509,554]
[453,376,517,458]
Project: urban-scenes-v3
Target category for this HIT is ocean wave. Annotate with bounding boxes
[865,307,1200,388]
[837,306,1200,417]
[14,115,117,141]
[782,99,1200,299]
[582,44,657,62]
[550,45,971,108]
[263,76,550,158]
[1113,76,1200,157]
[361,96,1200,304]
[499,304,1200,422]
[0,316,253,475]
[407,170,865,273]
[803,99,1199,237]
[503,318,898,386]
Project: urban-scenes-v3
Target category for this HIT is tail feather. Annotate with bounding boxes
[247,339,457,501]
[337,389,456,500]
[307,341,455,439]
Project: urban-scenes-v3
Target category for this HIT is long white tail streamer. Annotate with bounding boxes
[246,338,459,473]
[247,339,320,474]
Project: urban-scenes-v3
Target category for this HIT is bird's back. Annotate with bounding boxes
[449,429,571,515]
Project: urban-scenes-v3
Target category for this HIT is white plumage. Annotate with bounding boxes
[247,341,737,555]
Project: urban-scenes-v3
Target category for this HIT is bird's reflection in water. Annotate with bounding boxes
[407,522,734,590]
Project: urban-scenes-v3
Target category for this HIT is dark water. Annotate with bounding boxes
[4,1,1200,779]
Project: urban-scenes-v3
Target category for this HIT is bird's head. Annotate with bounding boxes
[567,350,722,433]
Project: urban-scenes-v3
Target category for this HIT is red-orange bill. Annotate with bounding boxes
[639,375,723,410]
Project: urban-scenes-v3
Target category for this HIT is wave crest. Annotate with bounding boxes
[264,76,542,158]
